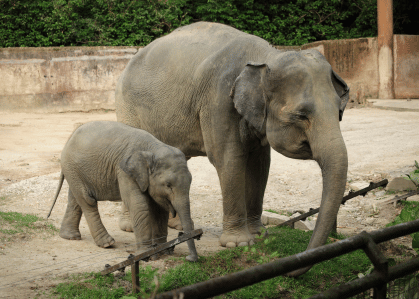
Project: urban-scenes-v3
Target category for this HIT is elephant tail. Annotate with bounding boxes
[47,172,65,219]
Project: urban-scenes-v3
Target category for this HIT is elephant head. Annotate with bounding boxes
[119,147,198,262]
[231,49,349,276]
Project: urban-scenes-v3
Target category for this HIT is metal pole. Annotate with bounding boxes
[156,220,419,299]
[132,260,140,294]
[377,0,395,99]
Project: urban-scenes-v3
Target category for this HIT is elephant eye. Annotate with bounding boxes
[166,182,172,188]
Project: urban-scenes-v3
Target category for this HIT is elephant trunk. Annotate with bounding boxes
[174,198,199,262]
[287,125,348,277]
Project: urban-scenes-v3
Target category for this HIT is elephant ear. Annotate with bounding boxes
[331,70,350,121]
[120,150,155,193]
[231,62,269,133]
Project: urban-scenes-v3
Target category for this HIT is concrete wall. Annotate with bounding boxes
[302,38,380,104]
[0,36,418,111]
[0,46,138,112]
[394,35,419,99]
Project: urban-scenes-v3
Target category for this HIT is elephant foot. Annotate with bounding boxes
[119,213,133,232]
[95,234,115,248]
[59,227,81,240]
[247,218,268,236]
[186,254,198,262]
[219,229,255,248]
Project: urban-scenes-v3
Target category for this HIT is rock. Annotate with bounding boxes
[349,181,370,191]
[387,177,417,192]
[375,190,386,197]
[261,211,289,225]
[295,219,316,231]
[408,195,419,202]
[364,217,376,225]
[261,211,316,231]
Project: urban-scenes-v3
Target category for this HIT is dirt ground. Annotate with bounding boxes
[1,107,419,298]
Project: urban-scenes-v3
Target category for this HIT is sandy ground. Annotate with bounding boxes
[0,107,419,298]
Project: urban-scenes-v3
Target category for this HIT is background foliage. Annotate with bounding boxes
[0,0,418,48]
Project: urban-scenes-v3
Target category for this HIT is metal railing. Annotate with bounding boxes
[156,219,419,299]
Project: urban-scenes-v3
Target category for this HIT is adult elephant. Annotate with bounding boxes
[116,22,349,276]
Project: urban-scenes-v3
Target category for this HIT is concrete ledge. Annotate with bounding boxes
[367,99,419,112]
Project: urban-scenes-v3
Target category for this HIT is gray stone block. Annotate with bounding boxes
[261,211,289,226]
[387,177,417,191]
[349,181,370,191]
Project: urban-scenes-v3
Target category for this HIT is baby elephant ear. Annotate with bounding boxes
[120,150,155,192]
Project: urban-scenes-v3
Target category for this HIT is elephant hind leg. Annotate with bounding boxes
[76,191,115,248]
[119,202,133,232]
[60,189,82,240]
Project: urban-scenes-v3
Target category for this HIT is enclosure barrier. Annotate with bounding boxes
[276,179,389,230]
[155,219,419,299]
[101,229,203,294]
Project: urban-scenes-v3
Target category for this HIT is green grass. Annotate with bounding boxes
[387,201,419,251]
[53,227,373,299]
[0,211,58,240]
[53,273,126,299]
[157,228,371,299]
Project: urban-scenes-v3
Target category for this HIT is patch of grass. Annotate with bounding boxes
[52,228,375,298]
[0,211,58,240]
[53,272,126,299]
[387,201,419,251]
[157,227,371,298]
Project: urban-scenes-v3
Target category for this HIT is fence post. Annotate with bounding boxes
[373,284,386,299]
[128,254,140,295]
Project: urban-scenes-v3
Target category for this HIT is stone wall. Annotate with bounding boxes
[0,36,418,111]
[302,38,380,104]
[0,46,138,112]
[394,35,419,99]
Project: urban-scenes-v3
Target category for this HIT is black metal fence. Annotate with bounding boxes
[156,220,419,299]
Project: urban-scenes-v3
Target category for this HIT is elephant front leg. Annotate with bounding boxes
[119,202,133,232]
[60,189,82,240]
[246,145,270,236]
[217,157,254,248]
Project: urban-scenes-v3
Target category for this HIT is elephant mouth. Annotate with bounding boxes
[279,141,312,160]
[299,141,313,158]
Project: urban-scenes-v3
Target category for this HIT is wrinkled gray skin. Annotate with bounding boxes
[48,121,198,262]
[115,22,349,275]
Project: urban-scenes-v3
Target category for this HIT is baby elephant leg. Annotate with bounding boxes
[119,202,133,232]
[60,190,82,240]
[149,203,170,260]
[77,193,115,248]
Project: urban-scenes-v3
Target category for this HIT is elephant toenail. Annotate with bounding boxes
[226,242,236,248]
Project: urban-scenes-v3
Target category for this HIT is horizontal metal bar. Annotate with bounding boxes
[101,229,203,275]
[309,257,419,299]
[383,189,419,205]
[277,180,388,228]
[156,219,419,299]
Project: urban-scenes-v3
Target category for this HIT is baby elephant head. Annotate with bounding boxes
[119,147,193,229]
[119,146,198,261]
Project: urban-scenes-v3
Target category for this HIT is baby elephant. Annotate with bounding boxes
[48,121,198,261]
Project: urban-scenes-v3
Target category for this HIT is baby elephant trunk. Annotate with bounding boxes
[175,200,199,262]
